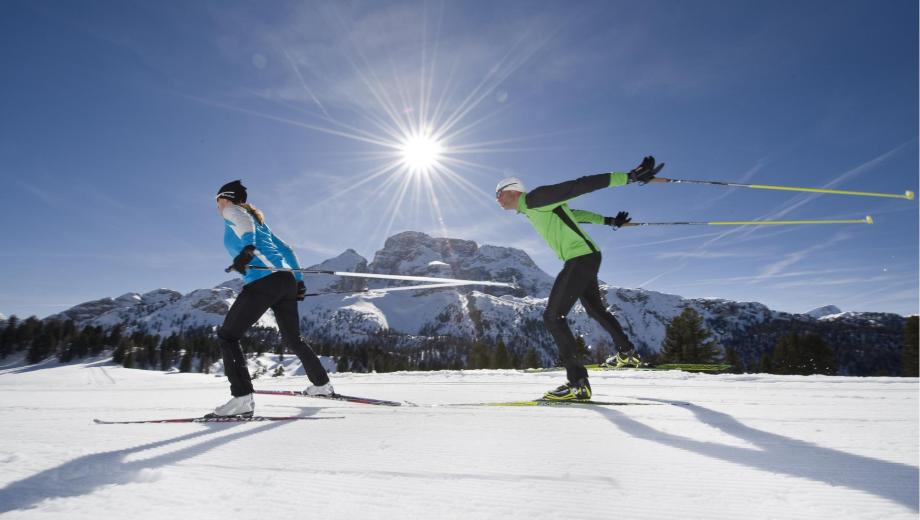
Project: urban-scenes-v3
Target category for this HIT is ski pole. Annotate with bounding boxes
[662,178,914,201]
[233,266,518,288]
[622,216,874,227]
[303,282,485,297]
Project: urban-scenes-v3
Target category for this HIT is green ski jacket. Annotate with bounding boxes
[516,172,628,261]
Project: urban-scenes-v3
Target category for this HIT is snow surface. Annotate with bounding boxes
[0,358,916,519]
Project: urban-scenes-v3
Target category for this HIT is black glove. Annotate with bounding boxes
[627,155,665,185]
[604,211,632,229]
[296,280,307,301]
[228,245,256,274]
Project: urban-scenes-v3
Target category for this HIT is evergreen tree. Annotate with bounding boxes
[521,347,541,369]
[43,321,63,346]
[772,332,802,375]
[574,335,590,363]
[800,333,837,375]
[122,349,135,369]
[27,331,53,364]
[20,317,43,351]
[58,342,74,363]
[724,346,744,374]
[509,350,521,369]
[901,316,918,377]
[107,324,124,349]
[61,320,76,340]
[0,316,18,358]
[200,353,212,374]
[160,334,179,371]
[87,325,106,356]
[660,308,721,363]
[772,332,837,375]
[759,353,774,373]
[178,350,193,373]
[591,342,613,365]
[112,343,127,364]
[491,340,511,369]
[70,328,89,359]
[469,341,490,369]
[336,355,349,373]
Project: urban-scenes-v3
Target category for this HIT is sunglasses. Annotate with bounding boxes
[495,183,518,199]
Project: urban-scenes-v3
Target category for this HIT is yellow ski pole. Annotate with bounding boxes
[663,179,914,201]
[622,216,874,227]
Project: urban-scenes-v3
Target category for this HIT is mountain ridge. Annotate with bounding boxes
[41,231,907,375]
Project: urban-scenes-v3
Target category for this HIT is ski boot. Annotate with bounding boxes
[305,382,335,396]
[606,349,643,368]
[543,378,592,401]
[206,393,254,418]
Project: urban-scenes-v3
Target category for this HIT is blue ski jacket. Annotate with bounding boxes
[221,204,303,285]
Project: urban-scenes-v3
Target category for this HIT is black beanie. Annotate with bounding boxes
[216,180,247,203]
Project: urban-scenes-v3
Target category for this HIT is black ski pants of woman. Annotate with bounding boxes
[544,252,635,383]
[218,272,329,397]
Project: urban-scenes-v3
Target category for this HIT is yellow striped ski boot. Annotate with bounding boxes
[543,379,592,401]
[612,349,643,368]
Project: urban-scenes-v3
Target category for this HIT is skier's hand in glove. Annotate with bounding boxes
[296,280,307,301]
[226,245,256,274]
[627,156,665,184]
[604,211,632,229]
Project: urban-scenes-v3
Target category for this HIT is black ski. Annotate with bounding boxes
[254,389,405,407]
[93,415,344,424]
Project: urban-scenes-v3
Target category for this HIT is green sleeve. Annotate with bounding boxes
[608,172,628,187]
[570,209,605,224]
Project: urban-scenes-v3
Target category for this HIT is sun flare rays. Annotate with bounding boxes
[194,4,563,252]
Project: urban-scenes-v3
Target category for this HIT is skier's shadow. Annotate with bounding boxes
[0,407,321,513]
[595,399,919,512]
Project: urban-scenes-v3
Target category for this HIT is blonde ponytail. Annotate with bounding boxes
[239,203,265,225]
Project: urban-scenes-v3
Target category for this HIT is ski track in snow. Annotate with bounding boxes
[0,360,916,519]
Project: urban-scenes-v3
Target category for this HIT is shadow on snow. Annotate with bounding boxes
[0,407,320,513]
[595,399,918,512]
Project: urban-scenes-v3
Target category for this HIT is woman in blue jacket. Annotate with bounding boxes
[210,180,332,417]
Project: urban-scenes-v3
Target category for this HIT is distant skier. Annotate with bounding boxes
[495,157,665,400]
[210,180,332,418]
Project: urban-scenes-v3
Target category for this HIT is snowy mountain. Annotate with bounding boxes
[47,287,278,336]
[42,231,907,375]
[806,305,843,319]
[365,231,553,296]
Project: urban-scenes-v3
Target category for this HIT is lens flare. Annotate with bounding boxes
[399,133,444,174]
[192,6,565,252]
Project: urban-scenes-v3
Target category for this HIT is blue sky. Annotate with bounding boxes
[1,0,917,319]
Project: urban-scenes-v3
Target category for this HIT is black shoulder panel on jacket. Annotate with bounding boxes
[525,173,610,208]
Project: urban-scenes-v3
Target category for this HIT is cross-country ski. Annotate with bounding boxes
[93,415,344,424]
[254,388,406,406]
[444,399,666,407]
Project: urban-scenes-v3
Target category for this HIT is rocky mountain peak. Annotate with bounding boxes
[368,231,553,296]
[305,248,369,293]
[806,305,843,319]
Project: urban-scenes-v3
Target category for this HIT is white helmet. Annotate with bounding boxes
[495,177,525,197]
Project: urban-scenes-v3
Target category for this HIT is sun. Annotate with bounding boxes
[399,133,444,174]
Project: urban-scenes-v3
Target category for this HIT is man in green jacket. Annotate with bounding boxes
[495,156,665,400]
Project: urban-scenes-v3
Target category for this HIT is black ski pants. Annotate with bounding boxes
[217,271,329,397]
[544,252,635,383]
